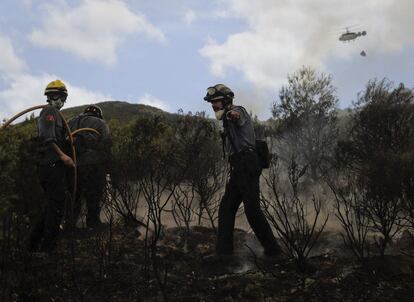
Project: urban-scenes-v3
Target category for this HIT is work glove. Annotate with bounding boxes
[60,153,75,168]
[226,110,240,120]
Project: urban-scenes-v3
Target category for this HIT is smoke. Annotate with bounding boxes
[233,86,274,119]
[200,0,414,117]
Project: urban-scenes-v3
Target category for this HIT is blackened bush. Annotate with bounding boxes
[336,79,414,256]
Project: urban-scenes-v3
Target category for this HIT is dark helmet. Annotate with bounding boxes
[204,84,234,103]
[84,105,103,119]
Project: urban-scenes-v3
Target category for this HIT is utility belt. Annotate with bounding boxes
[229,146,256,167]
[37,140,69,165]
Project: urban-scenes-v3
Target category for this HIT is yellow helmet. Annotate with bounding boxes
[44,80,68,96]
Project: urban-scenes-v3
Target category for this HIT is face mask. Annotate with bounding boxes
[215,109,225,120]
[50,99,64,110]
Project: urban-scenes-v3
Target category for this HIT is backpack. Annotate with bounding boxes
[72,115,89,156]
[255,139,272,169]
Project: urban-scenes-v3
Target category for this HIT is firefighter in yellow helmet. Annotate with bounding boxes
[27,80,74,252]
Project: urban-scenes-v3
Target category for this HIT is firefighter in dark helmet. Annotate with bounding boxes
[27,79,74,252]
[68,104,111,228]
[204,84,281,257]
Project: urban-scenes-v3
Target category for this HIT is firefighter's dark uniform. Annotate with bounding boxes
[68,113,111,227]
[217,105,280,255]
[28,105,68,251]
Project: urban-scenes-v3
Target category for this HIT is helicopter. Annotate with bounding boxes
[339,27,367,42]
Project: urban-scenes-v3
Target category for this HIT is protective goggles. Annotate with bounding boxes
[206,86,218,96]
[204,86,226,102]
[47,92,67,102]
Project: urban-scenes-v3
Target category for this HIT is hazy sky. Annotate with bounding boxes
[1,0,414,121]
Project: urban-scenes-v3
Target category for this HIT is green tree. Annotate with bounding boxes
[0,120,39,214]
[272,66,338,180]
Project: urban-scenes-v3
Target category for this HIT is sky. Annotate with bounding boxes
[1,0,414,122]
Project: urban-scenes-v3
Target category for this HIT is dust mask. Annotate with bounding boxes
[50,99,65,110]
[215,109,225,120]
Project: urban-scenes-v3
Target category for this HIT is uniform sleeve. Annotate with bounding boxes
[97,121,112,166]
[38,106,58,145]
[100,122,112,153]
[99,122,110,141]
[89,119,111,152]
[227,106,249,127]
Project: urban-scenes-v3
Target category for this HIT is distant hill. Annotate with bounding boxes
[7,100,354,134]
[61,101,171,124]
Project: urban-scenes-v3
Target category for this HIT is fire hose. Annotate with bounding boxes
[71,127,100,137]
[0,105,47,131]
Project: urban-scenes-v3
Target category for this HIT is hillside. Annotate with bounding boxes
[61,101,171,123]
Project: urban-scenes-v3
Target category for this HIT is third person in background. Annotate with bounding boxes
[68,105,111,229]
